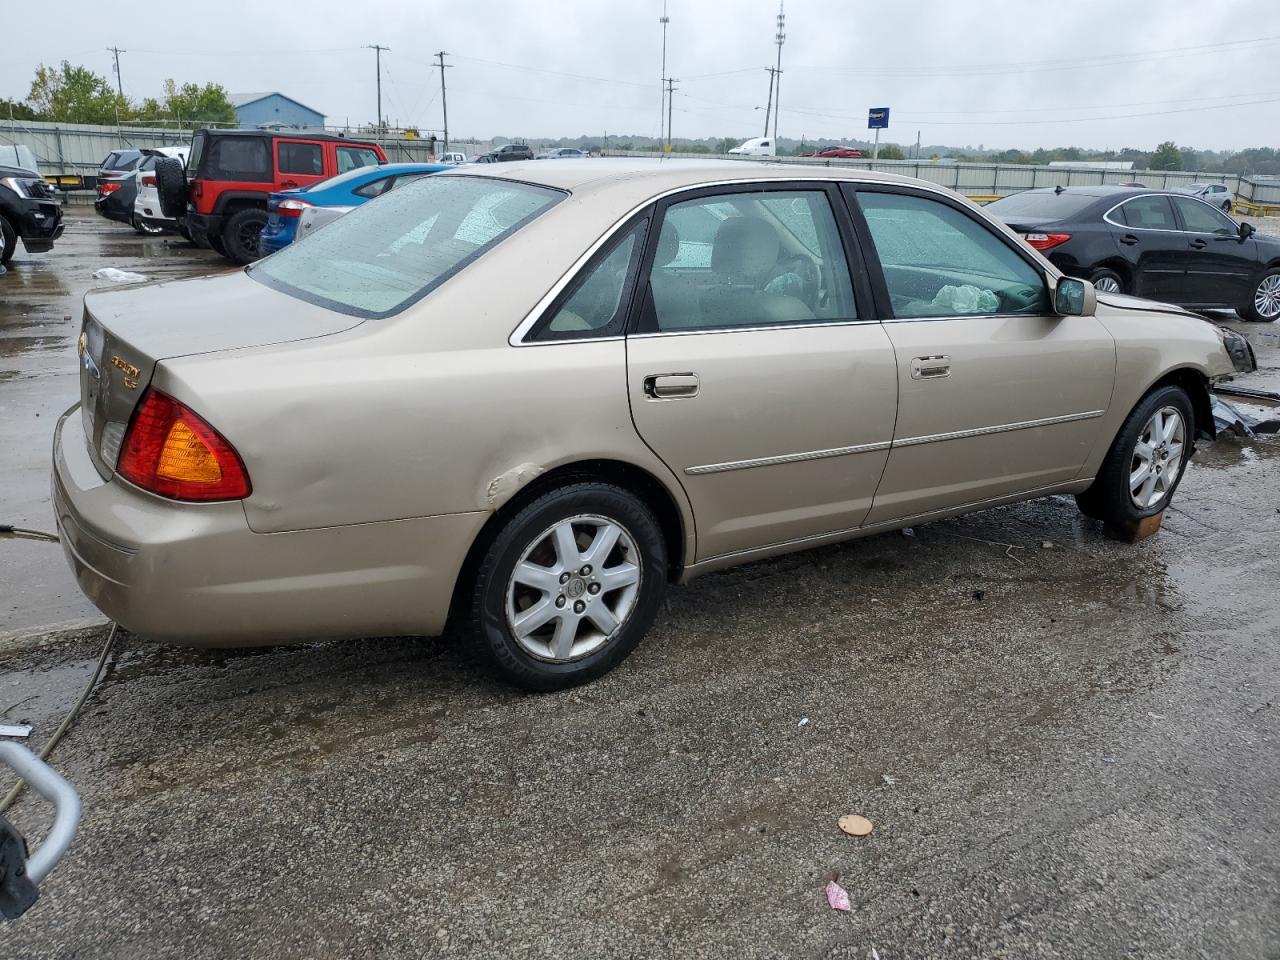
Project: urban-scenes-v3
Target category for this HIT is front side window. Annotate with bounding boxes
[647,190,856,332]
[1171,196,1236,235]
[855,191,1048,318]
[337,146,381,173]
[278,141,323,175]
[533,222,646,341]
[252,175,562,317]
[1114,195,1177,230]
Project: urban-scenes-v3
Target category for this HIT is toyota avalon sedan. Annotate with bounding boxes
[987,186,1280,321]
[55,160,1247,689]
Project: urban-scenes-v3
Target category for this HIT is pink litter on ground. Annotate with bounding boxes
[826,881,852,912]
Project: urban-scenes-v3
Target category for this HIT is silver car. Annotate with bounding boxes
[55,160,1244,689]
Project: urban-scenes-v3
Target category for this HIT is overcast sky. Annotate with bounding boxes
[1,0,1276,150]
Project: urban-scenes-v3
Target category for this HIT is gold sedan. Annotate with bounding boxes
[54,160,1242,688]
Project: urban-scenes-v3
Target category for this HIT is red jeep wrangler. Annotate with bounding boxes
[155,129,387,265]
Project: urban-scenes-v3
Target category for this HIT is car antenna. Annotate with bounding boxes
[1054,184,1065,194]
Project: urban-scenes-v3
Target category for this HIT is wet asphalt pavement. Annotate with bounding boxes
[2,209,1280,959]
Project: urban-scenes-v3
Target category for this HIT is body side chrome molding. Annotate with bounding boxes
[683,409,1105,476]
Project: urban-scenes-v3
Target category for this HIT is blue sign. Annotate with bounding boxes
[868,107,890,130]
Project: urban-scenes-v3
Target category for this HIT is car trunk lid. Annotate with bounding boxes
[78,269,363,479]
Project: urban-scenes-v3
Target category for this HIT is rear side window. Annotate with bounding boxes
[278,141,323,176]
[1114,195,1176,230]
[206,137,271,181]
[337,146,381,173]
[252,175,563,317]
[533,220,647,341]
[353,176,394,199]
[855,191,1048,318]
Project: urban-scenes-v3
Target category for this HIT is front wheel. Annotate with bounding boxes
[0,216,16,264]
[221,208,268,265]
[1244,269,1280,323]
[465,482,667,690]
[1076,385,1193,527]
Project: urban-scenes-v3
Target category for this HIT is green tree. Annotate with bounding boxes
[877,143,905,160]
[0,97,39,121]
[28,61,128,124]
[1149,141,1183,171]
[133,80,235,127]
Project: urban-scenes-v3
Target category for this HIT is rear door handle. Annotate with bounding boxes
[1119,234,1140,246]
[280,180,299,188]
[643,373,699,399]
[1189,238,1208,249]
[910,355,951,380]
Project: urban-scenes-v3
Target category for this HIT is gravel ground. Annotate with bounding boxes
[1,208,1279,960]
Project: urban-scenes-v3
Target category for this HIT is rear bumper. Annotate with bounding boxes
[184,210,223,249]
[94,194,133,225]
[258,219,296,255]
[52,404,485,647]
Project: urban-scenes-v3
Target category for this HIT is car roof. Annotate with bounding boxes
[197,128,380,145]
[437,157,926,198]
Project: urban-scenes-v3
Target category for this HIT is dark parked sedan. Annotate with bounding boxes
[987,186,1280,321]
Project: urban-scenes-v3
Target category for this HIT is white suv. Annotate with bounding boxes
[132,146,189,234]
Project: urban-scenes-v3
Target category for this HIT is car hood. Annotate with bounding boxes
[1096,291,1196,316]
[0,163,41,178]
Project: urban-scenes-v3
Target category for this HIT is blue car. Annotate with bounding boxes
[259,162,449,254]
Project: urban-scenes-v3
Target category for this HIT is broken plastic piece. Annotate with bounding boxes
[92,267,147,284]
[838,814,874,837]
[1211,395,1256,438]
[826,880,852,912]
[798,717,810,728]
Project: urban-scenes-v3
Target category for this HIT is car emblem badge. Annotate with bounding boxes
[110,355,140,390]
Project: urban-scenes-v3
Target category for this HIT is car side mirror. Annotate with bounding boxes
[1239,221,1255,241]
[1054,276,1096,316]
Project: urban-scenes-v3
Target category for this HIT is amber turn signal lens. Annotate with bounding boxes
[117,389,251,501]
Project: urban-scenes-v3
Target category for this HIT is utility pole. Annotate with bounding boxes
[658,1,670,146]
[435,51,452,153]
[365,44,390,131]
[915,130,921,160]
[107,47,126,98]
[664,78,677,152]
[762,67,776,138]
[772,1,785,140]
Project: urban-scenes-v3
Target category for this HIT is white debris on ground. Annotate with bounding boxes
[92,267,147,284]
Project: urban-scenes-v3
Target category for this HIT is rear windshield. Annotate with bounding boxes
[103,150,141,172]
[985,191,1099,221]
[251,175,564,317]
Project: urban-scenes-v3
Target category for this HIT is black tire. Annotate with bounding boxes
[1075,384,1194,527]
[1242,267,1280,323]
[132,216,164,236]
[221,207,268,265]
[208,232,227,256]
[1088,267,1125,296]
[464,482,667,691]
[0,216,15,265]
[154,157,188,220]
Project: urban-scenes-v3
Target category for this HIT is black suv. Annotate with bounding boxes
[0,164,63,266]
[479,143,535,162]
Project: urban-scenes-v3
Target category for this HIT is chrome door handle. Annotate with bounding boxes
[910,356,951,380]
[643,373,699,399]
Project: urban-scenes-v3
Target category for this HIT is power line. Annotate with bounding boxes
[446,53,650,88]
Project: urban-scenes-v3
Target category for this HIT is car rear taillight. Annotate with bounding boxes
[277,198,312,218]
[98,181,122,195]
[1023,232,1071,251]
[141,174,157,187]
[116,390,251,501]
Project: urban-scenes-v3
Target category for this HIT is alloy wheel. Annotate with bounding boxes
[1093,276,1121,294]
[1254,274,1280,321]
[505,514,642,662]
[1129,406,1185,509]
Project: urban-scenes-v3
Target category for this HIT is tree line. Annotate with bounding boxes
[1,61,236,128]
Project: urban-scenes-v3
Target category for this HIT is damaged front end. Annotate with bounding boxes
[1217,326,1257,375]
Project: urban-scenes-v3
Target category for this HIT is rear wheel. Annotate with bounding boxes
[221,208,268,264]
[1244,269,1280,323]
[465,482,667,690]
[0,216,15,264]
[1089,267,1124,295]
[132,216,164,236]
[1076,385,1193,527]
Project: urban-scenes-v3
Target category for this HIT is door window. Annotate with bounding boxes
[854,191,1048,318]
[1171,196,1236,235]
[353,176,394,199]
[208,137,270,181]
[278,141,323,176]
[647,190,856,331]
[533,222,646,341]
[1114,195,1177,230]
[337,146,381,173]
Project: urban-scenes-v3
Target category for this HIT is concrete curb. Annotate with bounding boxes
[0,618,112,659]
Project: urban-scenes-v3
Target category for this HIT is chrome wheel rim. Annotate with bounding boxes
[1130,406,1185,509]
[1254,274,1280,320]
[505,514,642,662]
[1093,275,1121,294]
